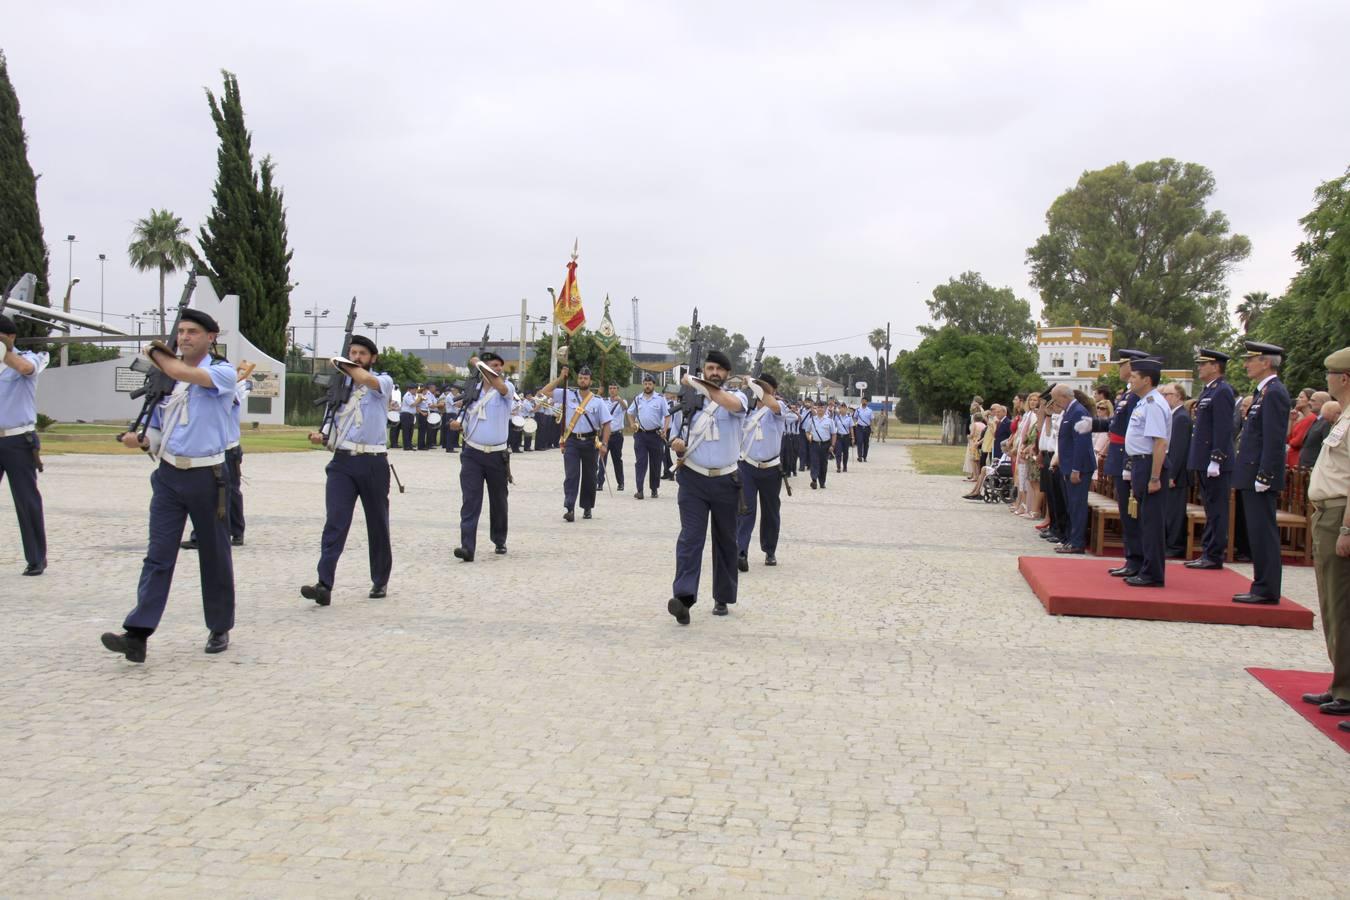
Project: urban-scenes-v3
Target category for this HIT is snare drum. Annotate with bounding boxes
[387,410,400,423]
[510,415,526,429]
[427,412,443,426]
[523,418,538,435]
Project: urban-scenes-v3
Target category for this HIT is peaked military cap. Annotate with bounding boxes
[1194,347,1230,364]
[1110,348,1151,364]
[1324,346,1350,374]
[1132,358,1163,378]
[1243,340,1284,359]
[641,371,656,382]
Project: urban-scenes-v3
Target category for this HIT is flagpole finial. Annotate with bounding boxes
[571,238,579,261]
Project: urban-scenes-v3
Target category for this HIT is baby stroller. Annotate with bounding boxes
[981,454,1015,504]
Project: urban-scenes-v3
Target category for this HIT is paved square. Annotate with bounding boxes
[0,442,1343,897]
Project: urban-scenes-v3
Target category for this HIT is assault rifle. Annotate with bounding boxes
[118,270,198,442]
[746,336,766,409]
[462,324,492,406]
[669,308,705,463]
[314,297,358,448]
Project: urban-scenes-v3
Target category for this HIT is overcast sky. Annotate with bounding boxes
[7,0,1349,363]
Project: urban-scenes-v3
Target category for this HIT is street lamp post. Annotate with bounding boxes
[97,253,107,323]
[363,320,389,346]
[419,328,438,349]
[305,305,330,374]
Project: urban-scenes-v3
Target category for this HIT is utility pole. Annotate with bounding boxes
[98,253,107,323]
[61,235,76,368]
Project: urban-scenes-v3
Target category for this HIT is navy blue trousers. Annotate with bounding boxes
[673,467,739,606]
[834,436,850,470]
[459,445,508,554]
[597,433,624,488]
[125,463,234,635]
[318,452,392,589]
[399,413,415,450]
[226,445,245,540]
[857,425,871,460]
[633,430,664,492]
[563,438,599,511]
[736,461,782,556]
[0,433,46,568]
[1061,469,1091,551]
[1240,488,1282,599]
[809,441,830,486]
[1128,457,1168,583]
[1116,474,1142,570]
[1198,470,1231,563]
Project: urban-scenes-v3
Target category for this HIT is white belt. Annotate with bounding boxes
[226,440,240,450]
[467,439,508,453]
[742,455,780,469]
[1,424,35,437]
[159,451,226,470]
[681,460,737,478]
[337,441,387,455]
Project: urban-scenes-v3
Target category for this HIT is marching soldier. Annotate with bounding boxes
[398,384,417,451]
[780,401,800,477]
[1184,349,1237,570]
[803,399,836,489]
[299,335,395,607]
[538,365,610,521]
[387,385,402,448]
[451,351,513,561]
[415,384,434,450]
[661,386,680,480]
[103,309,237,662]
[834,404,854,472]
[667,350,748,624]
[444,385,462,453]
[1120,359,1172,586]
[1085,349,1152,579]
[181,360,253,551]
[855,401,873,461]
[1232,341,1292,605]
[628,372,670,499]
[736,373,794,571]
[596,382,626,492]
[0,314,48,576]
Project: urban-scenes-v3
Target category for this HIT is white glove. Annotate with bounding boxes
[1074,418,1092,434]
[1206,461,1220,478]
[1255,481,1271,493]
[1121,468,1132,482]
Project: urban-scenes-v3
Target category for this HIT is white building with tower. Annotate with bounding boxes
[1036,324,1193,395]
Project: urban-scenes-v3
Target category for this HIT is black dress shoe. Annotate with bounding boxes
[667,597,690,626]
[737,554,749,572]
[1232,593,1278,605]
[231,536,244,547]
[764,555,777,566]
[1108,566,1138,578]
[179,539,199,551]
[301,583,332,606]
[453,547,475,562]
[21,563,45,576]
[494,545,507,555]
[205,631,229,654]
[1339,721,1350,734]
[651,489,659,499]
[1318,698,1350,716]
[563,510,575,522]
[1302,692,1334,705]
[712,601,728,616]
[583,509,592,519]
[1054,545,1085,554]
[369,585,387,599]
[810,481,817,489]
[1184,559,1223,570]
[617,484,625,492]
[1124,576,1164,587]
[634,491,644,499]
[101,631,146,663]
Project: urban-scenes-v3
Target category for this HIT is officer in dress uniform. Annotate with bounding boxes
[538,365,611,521]
[804,399,836,489]
[181,361,253,551]
[1120,359,1172,586]
[1184,349,1237,570]
[299,336,395,607]
[1086,349,1152,578]
[736,373,795,571]
[1162,383,1192,559]
[398,385,417,451]
[855,402,873,462]
[628,372,670,499]
[1232,341,1292,604]
[667,350,748,624]
[596,382,626,492]
[0,314,48,576]
[102,310,237,662]
[451,351,513,562]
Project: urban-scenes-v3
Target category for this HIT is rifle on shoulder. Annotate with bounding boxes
[313,296,358,448]
[118,270,198,442]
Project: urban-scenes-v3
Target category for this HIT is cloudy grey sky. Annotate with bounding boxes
[8,0,1349,362]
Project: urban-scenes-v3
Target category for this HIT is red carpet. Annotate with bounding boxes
[1246,668,1350,753]
[1018,556,1314,629]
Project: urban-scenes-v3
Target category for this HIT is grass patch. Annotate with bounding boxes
[908,443,968,477]
[38,425,321,456]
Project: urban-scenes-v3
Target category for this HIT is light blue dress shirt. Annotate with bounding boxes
[399,391,417,414]
[226,379,252,445]
[334,372,395,447]
[462,379,515,447]
[151,357,238,458]
[857,406,873,426]
[553,388,606,435]
[1125,387,1172,456]
[805,413,835,442]
[742,404,789,462]
[0,350,49,430]
[606,397,626,433]
[628,393,669,431]
[686,392,748,470]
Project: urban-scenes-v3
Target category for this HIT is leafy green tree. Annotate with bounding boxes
[526,327,633,390]
[49,342,120,367]
[1234,291,1272,334]
[920,271,1035,345]
[897,326,1040,415]
[127,209,192,334]
[666,322,751,371]
[0,51,51,342]
[197,70,293,361]
[377,346,427,386]
[1027,158,1250,366]
[759,355,797,396]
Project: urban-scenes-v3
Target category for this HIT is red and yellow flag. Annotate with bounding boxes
[553,242,586,335]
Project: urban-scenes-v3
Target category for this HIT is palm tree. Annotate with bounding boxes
[128,209,193,335]
[868,327,887,355]
[1235,291,1272,334]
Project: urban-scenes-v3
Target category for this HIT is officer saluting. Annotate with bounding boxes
[0,314,49,576]
[736,373,794,571]
[300,335,395,607]
[450,351,513,562]
[1120,359,1172,587]
[1184,349,1237,570]
[668,350,748,623]
[1232,341,1292,605]
[103,309,238,662]
[628,372,670,500]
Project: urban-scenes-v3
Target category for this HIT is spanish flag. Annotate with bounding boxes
[553,240,586,335]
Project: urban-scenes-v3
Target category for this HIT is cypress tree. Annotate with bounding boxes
[197,70,292,360]
[0,51,52,341]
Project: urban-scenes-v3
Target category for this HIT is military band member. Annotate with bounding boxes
[300,336,394,607]
[629,372,670,499]
[398,384,417,451]
[1120,359,1172,586]
[415,384,434,450]
[667,350,748,624]
[855,402,873,461]
[451,351,513,561]
[0,314,48,576]
[736,373,793,571]
[538,365,611,521]
[519,395,536,451]
[596,382,626,492]
[1184,349,1237,570]
[507,392,527,453]
[444,385,462,453]
[1232,341,1292,605]
[103,309,237,662]
[387,385,403,448]
[804,400,836,489]
[1085,350,1152,578]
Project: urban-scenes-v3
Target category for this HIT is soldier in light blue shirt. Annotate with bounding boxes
[104,308,238,663]
[833,407,855,473]
[398,385,418,451]
[299,335,396,608]
[0,314,48,575]
[450,351,515,561]
[628,372,671,498]
[596,383,628,492]
[1121,358,1174,587]
[803,401,836,489]
[537,365,611,521]
[736,373,795,571]
[182,361,254,551]
[667,350,748,624]
[855,403,874,461]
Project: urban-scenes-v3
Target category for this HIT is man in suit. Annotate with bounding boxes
[1299,391,1335,469]
[1086,350,1153,576]
[1233,341,1292,604]
[1161,384,1192,558]
[1184,349,1238,570]
[1051,384,1095,554]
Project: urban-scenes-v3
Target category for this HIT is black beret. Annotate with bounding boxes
[0,314,16,335]
[180,308,220,333]
[349,335,377,355]
[757,373,778,390]
[480,351,502,363]
[704,350,732,370]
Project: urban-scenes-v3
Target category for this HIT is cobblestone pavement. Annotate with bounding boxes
[0,441,1344,898]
